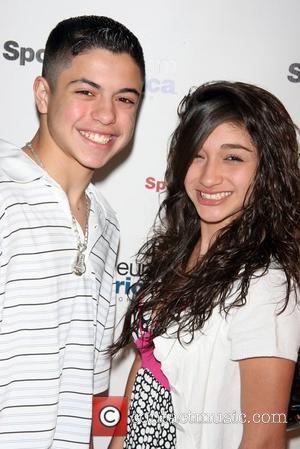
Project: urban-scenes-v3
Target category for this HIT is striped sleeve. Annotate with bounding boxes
[93,287,116,394]
[93,217,119,394]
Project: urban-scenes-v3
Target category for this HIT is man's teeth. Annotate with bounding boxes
[80,131,112,144]
[201,191,231,200]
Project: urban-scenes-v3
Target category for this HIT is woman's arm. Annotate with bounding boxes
[238,357,295,449]
[108,351,142,449]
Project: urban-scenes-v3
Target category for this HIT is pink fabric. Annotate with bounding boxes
[135,331,170,390]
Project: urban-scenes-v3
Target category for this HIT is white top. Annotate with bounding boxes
[153,267,300,449]
[0,139,119,448]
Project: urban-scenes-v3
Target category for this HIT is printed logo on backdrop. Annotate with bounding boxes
[287,63,300,82]
[2,43,176,94]
[146,58,176,94]
[145,176,166,193]
[2,40,44,65]
[115,177,166,302]
[114,261,144,302]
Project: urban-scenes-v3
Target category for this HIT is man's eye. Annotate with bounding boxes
[118,97,135,105]
[76,90,93,96]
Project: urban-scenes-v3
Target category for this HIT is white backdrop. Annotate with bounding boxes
[1,1,300,447]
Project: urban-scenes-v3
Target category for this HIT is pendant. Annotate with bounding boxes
[73,249,86,276]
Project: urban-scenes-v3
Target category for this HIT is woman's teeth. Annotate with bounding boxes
[200,191,231,200]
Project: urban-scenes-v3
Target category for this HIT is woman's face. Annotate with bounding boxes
[184,122,258,234]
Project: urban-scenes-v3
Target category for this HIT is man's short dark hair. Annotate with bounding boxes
[42,15,145,89]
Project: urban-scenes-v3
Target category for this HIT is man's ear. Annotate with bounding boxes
[33,76,51,114]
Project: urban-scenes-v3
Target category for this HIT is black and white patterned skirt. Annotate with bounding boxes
[124,368,176,449]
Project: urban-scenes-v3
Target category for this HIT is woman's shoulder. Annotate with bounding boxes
[228,265,300,362]
[225,263,299,329]
[248,264,298,302]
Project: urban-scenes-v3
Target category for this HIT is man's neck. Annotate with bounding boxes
[27,132,94,208]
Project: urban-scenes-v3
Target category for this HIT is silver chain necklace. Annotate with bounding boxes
[26,142,90,276]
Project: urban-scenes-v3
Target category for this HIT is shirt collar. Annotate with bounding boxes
[0,138,44,183]
[0,138,116,221]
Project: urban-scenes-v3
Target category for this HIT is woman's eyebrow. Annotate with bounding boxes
[220,143,253,152]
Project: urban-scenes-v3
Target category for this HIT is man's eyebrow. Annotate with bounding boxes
[68,78,141,96]
[221,143,253,152]
[68,78,101,89]
[118,87,141,97]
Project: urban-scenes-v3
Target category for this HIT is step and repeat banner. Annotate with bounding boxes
[1,1,300,447]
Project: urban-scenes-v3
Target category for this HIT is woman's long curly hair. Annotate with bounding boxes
[111,81,300,354]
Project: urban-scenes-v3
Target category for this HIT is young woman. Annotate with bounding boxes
[109,81,300,449]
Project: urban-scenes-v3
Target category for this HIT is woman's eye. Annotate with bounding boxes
[225,154,243,162]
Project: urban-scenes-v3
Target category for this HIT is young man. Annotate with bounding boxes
[0,15,144,448]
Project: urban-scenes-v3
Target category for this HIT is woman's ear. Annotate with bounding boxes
[33,76,51,114]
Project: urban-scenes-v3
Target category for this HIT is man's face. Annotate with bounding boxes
[36,48,143,172]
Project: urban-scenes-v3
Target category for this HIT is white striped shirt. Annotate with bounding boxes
[0,139,119,448]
